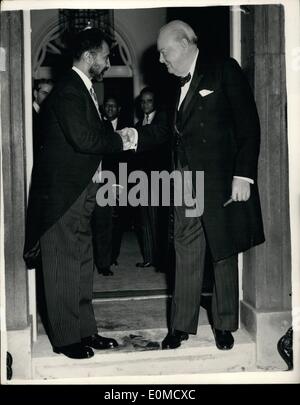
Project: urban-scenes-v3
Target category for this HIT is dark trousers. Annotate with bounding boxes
[92,204,113,269]
[92,204,131,267]
[40,182,99,347]
[170,164,239,334]
[111,206,131,263]
[135,205,159,264]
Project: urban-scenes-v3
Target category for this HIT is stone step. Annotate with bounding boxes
[38,296,211,335]
[32,326,255,380]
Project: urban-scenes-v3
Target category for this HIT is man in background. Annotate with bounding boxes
[92,95,132,275]
[32,78,54,162]
[134,87,171,270]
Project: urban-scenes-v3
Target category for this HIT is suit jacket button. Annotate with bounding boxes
[200,122,204,127]
[198,106,203,110]
[202,138,206,143]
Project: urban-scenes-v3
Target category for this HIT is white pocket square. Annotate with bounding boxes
[199,89,214,97]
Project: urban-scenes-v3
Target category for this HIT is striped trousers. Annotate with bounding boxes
[170,165,239,334]
[40,182,99,347]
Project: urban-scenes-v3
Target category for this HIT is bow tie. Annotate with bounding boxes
[179,72,191,87]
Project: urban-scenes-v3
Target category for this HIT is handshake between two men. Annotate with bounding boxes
[92,127,138,184]
[117,127,138,151]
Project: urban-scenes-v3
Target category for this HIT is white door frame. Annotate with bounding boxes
[230,6,244,306]
[23,10,37,342]
[24,7,244,341]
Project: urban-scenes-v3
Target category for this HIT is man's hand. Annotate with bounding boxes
[117,127,137,151]
[231,178,251,201]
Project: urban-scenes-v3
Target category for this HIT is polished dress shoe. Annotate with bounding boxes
[82,334,118,350]
[97,266,114,276]
[161,330,189,350]
[53,342,94,359]
[213,329,234,350]
[136,261,152,268]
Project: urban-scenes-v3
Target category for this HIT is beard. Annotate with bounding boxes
[89,63,108,82]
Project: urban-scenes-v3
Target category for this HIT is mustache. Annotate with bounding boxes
[89,64,109,82]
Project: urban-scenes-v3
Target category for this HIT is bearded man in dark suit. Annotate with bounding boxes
[23,29,140,359]
[140,20,265,350]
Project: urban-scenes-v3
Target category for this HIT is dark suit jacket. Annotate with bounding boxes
[32,107,40,163]
[171,56,265,261]
[24,70,123,267]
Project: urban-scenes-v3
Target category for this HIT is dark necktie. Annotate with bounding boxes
[179,72,191,87]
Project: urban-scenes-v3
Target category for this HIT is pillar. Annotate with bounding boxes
[240,5,292,369]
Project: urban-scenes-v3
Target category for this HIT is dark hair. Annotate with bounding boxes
[104,95,120,107]
[140,86,155,99]
[71,28,112,61]
[33,78,54,91]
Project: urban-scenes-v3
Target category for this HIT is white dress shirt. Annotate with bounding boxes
[178,49,199,109]
[33,100,40,114]
[142,110,156,126]
[110,118,118,131]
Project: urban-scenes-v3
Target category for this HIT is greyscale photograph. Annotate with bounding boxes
[0,0,298,384]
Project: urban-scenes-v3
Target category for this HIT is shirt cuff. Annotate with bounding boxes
[234,176,254,184]
[131,128,138,151]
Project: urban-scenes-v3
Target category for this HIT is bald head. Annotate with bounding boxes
[157,20,198,77]
[159,20,198,45]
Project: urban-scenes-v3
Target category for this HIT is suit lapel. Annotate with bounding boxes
[173,85,181,130]
[70,70,102,120]
[180,54,204,129]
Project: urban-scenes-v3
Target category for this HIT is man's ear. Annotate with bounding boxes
[33,89,38,101]
[181,38,189,49]
[83,50,93,64]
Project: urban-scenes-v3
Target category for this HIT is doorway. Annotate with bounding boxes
[29,6,230,332]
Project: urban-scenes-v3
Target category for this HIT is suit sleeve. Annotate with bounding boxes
[135,111,171,152]
[222,58,261,181]
[53,89,123,155]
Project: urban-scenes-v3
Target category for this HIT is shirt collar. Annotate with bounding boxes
[144,110,156,121]
[33,100,40,113]
[72,66,93,91]
[183,49,199,81]
[111,117,118,128]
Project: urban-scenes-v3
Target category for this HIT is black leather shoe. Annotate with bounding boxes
[53,342,94,359]
[136,261,152,268]
[213,329,234,350]
[97,266,114,276]
[82,334,118,350]
[161,330,189,350]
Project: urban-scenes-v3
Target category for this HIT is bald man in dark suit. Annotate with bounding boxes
[153,20,265,351]
[117,20,265,351]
